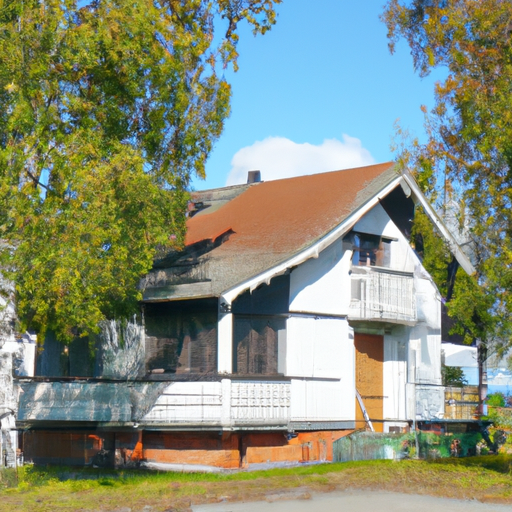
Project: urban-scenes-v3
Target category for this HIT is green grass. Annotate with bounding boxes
[1,457,512,512]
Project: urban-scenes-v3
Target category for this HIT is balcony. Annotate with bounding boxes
[349,266,416,324]
[17,378,291,430]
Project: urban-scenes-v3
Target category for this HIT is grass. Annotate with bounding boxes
[1,456,512,512]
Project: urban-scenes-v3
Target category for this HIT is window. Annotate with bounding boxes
[349,232,391,268]
[233,316,285,375]
[144,299,217,375]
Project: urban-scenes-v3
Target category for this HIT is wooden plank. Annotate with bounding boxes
[355,333,384,432]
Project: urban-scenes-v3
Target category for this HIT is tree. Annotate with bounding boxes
[0,0,281,341]
[442,365,468,387]
[382,0,512,355]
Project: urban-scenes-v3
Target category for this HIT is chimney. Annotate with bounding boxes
[247,170,261,184]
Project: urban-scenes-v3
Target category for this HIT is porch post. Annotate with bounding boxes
[218,298,233,374]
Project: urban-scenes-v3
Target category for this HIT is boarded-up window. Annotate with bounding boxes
[233,316,284,375]
[144,299,217,375]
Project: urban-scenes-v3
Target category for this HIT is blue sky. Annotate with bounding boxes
[191,0,446,191]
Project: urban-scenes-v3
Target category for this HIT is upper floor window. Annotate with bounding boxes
[349,232,391,268]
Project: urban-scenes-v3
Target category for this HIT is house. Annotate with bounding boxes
[0,276,36,469]
[16,162,475,469]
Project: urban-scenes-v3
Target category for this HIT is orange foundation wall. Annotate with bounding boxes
[142,431,240,469]
[244,431,351,466]
[22,429,353,469]
[22,431,110,466]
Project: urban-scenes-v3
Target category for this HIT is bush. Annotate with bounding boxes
[487,392,506,407]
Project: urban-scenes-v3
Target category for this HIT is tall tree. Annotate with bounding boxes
[0,0,280,341]
[383,0,512,355]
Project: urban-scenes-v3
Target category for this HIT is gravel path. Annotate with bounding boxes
[193,490,512,512]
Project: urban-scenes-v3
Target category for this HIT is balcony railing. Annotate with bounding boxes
[144,379,291,427]
[349,266,416,324]
[17,378,291,429]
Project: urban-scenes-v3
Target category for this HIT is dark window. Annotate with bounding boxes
[350,233,391,268]
[144,299,217,375]
[233,316,284,375]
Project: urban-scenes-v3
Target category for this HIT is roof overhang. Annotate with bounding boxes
[400,172,475,275]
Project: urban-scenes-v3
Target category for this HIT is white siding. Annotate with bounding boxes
[290,379,353,422]
[289,239,352,316]
[285,316,350,379]
[285,317,354,423]
[383,330,408,422]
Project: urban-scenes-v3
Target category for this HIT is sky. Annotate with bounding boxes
[191,0,446,191]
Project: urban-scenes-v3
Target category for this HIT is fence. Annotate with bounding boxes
[333,431,484,462]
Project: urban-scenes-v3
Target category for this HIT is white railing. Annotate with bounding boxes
[142,379,291,428]
[349,267,416,323]
[230,381,290,425]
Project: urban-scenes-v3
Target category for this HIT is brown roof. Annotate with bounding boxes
[142,162,399,301]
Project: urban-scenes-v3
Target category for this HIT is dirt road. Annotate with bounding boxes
[193,490,512,512]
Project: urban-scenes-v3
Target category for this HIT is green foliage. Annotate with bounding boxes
[442,365,468,387]
[383,0,512,351]
[411,207,493,344]
[0,468,18,489]
[0,0,281,341]
[487,392,506,408]
[6,458,512,510]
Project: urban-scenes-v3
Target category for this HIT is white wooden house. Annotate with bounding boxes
[17,162,474,469]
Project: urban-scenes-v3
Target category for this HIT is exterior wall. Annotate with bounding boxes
[22,429,352,470]
[289,378,352,425]
[19,379,291,430]
[0,350,17,468]
[352,203,416,272]
[243,430,351,467]
[350,204,444,426]
[287,239,354,426]
[22,430,108,466]
[383,328,408,429]
[285,315,354,425]
[142,431,240,469]
[289,238,351,316]
[285,202,444,430]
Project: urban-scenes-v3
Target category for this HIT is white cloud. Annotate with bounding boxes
[226,134,375,185]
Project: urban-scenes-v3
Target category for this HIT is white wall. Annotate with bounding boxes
[142,380,291,428]
[289,238,352,316]
[285,316,355,422]
[411,324,442,385]
[415,271,442,329]
[352,203,417,272]
[285,316,350,379]
[290,378,353,422]
[383,328,408,422]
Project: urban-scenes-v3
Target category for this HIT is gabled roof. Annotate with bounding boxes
[141,162,474,302]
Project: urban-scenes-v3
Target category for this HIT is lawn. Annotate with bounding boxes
[1,456,512,512]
